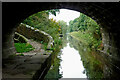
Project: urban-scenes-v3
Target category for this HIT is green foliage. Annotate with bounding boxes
[45,45,62,79]
[68,13,100,33]
[69,13,102,51]
[14,43,34,53]
[43,43,48,50]
[45,9,60,16]
[107,49,110,54]
[54,39,62,46]
[23,11,49,27]
[22,9,62,49]
[57,20,68,36]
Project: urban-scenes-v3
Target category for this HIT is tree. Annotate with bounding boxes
[45,9,60,16]
[57,20,68,36]
[69,12,102,50]
[22,9,61,43]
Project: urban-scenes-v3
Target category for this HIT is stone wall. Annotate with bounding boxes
[16,23,54,49]
[2,28,16,59]
[14,32,29,43]
[100,27,119,59]
[3,23,54,60]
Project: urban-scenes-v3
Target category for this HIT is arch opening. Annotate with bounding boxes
[2,3,120,79]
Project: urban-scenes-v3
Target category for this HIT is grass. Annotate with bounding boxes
[69,31,102,50]
[18,53,24,56]
[69,31,94,46]
[14,43,34,53]
[42,43,48,50]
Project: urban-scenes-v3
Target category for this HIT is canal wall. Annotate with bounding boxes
[16,23,55,80]
[2,23,55,80]
[16,23,54,49]
[14,32,29,43]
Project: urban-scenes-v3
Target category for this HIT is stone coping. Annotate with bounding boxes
[19,23,54,50]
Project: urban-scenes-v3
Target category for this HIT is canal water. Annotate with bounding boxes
[45,36,88,79]
[59,43,87,78]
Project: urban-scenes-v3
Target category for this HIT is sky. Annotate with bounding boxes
[49,9,80,25]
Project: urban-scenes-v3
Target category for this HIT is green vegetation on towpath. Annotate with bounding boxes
[14,43,34,53]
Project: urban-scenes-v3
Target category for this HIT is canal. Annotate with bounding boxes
[59,42,87,78]
[44,35,89,79]
[44,34,119,79]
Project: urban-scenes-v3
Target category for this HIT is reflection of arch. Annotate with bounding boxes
[2,3,120,63]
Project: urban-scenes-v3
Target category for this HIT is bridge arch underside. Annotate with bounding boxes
[2,2,120,75]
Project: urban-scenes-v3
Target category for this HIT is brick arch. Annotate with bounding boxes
[2,2,120,65]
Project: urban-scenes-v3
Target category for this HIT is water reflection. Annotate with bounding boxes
[45,35,88,79]
[68,36,104,79]
[59,43,87,78]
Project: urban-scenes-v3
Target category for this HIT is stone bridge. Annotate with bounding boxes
[2,2,120,79]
